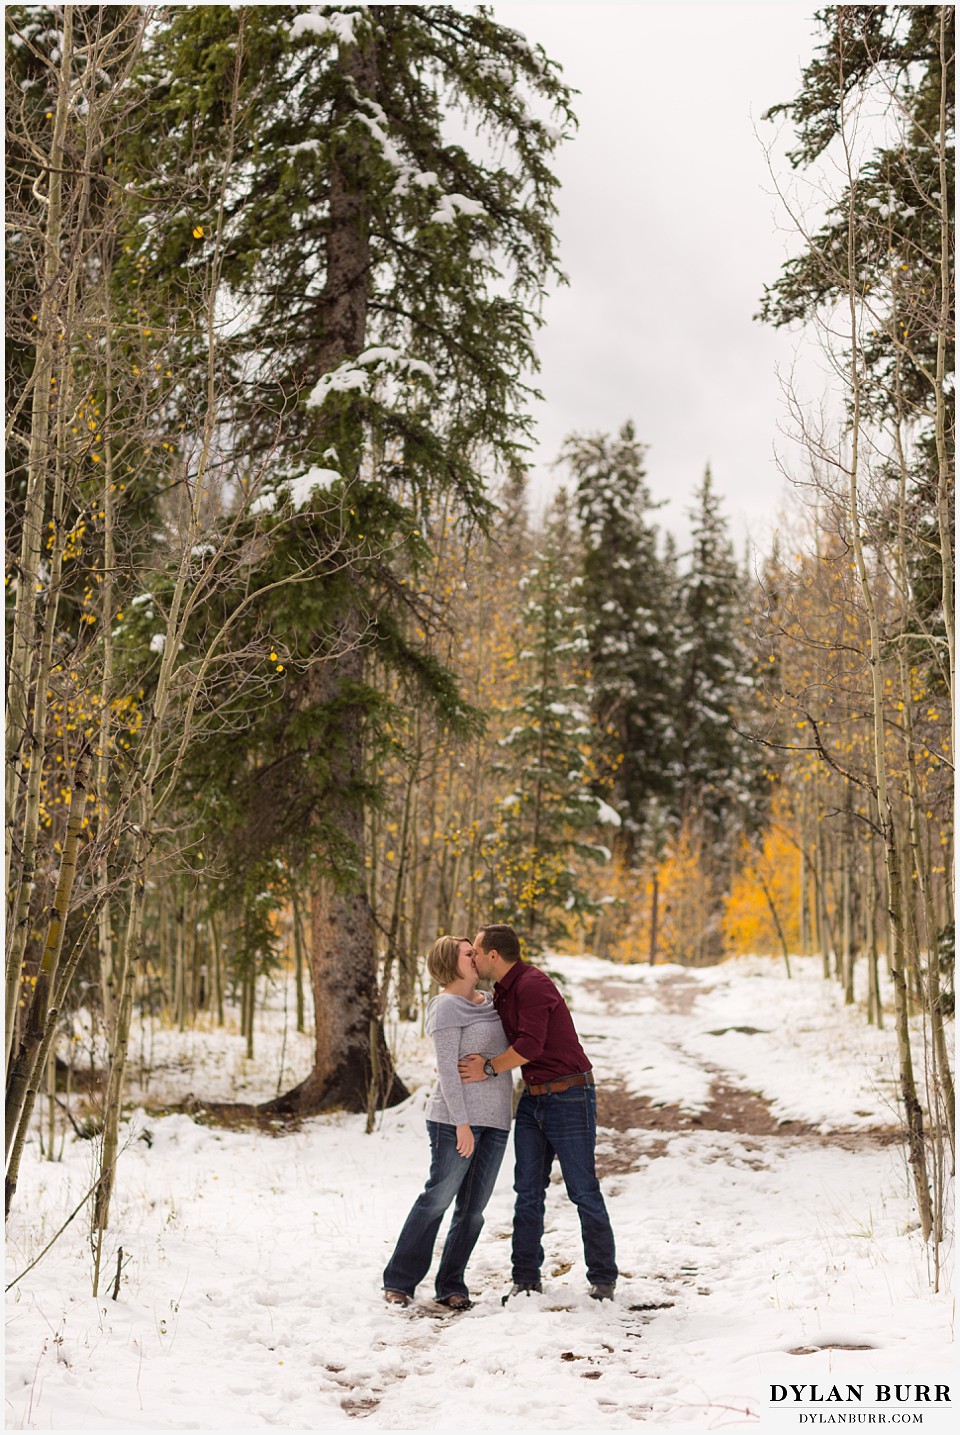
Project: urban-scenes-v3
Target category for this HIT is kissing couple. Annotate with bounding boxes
[382,924,618,1310]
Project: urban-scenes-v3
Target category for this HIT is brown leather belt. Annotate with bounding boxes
[524,1072,595,1097]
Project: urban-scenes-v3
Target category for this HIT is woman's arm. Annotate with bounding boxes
[432,1024,472,1127]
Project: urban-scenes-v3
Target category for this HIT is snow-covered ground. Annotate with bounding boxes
[4,955,954,1433]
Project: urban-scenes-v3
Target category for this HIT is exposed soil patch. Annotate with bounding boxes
[652,970,705,1015]
[587,970,902,1171]
[596,1078,901,1169]
[341,1397,381,1418]
[581,968,703,1017]
[188,1100,303,1136]
[691,1080,817,1137]
[788,1343,876,1354]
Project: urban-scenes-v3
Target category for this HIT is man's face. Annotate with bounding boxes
[472,932,495,980]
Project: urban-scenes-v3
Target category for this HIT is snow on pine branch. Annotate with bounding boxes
[289,13,489,222]
[586,796,622,826]
[249,466,343,516]
[305,346,437,410]
[430,192,487,225]
[289,7,363,46]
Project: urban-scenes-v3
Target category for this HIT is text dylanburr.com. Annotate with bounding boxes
[764,1383,952,1429]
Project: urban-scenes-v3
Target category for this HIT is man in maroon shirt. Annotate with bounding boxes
[459,924,618,1302]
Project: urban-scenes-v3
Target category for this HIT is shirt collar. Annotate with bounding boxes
[494,959,525,994]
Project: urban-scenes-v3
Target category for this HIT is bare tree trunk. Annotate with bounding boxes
[838,77,932,1238]
[933,7,954,720]
[799,799,811,956]
[815,810,833,979]
[291,893,306,1035]
[266,30,406,1116]
[92,823,149,1290]
[648,871,659,966]
[758,870,792,978]
[5,899,104,1215]
[5,747,90,1209]
[267,708,405,1113]
[244,968,255,1061]
[210,915,224,1029]
[45,1042,56,1164]
[97,300,119,1042]
[842,799,854,1005]
[4,12,74,920]
[866,853,882,1029]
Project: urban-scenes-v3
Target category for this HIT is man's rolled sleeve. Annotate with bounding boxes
[509,983,557,1062]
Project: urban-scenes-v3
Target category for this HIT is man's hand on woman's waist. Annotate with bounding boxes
[458,1047,528,1082]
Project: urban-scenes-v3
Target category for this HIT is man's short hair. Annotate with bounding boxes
[476,924,521,963]
[427,934,469,987]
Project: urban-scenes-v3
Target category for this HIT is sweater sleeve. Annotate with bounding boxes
[431,1024,470,1126]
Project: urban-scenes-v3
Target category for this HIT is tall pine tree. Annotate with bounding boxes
[563,422,677,855]
[484,493,614,949]
[132,5,575,1111]
[676,467,753,831]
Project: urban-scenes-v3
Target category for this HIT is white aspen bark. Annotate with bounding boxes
[5,895,105,1215]
[92,21,251,1236]
[5,13,74,900]
[210,914,224,1028]
[92,819,149,1286]
[842,803,854,1005]
[866,855,882,1029]
[5,12,75,1067]
[892,401,956,1158]
[45,1043,56,1163]
[5,746,90,1197]
[97,312,118,1039]
[838,64,932,1240]
[933,7,954,721]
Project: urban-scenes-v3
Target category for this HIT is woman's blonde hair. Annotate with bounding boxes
[428,934,469,987]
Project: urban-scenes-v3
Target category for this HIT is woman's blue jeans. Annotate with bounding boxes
[383,1121,508,1301]
[511,1084,618,1287]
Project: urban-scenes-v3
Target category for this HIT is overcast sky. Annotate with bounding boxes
[493,2,828,553]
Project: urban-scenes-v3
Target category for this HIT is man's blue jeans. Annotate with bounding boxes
[512,1084,618,1287]
[383,1121,508,1301]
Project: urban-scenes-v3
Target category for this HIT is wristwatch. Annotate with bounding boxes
[482,1058,497,1078]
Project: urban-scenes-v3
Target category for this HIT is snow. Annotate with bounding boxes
[593,798,623,827]
[306,349,436,410]
[280,466,343,509]
[248,491,277,516]
[4,956,953,1433]
[148,633,165,655]
[306,362,370,408]
[289,9,363,47]
[430,192,487,225]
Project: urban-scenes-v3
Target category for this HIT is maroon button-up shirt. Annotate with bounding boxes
[493,960,591,1086]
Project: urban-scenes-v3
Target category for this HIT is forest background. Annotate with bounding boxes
[4,1,954,1285]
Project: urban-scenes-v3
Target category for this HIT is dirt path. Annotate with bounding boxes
[588,970,902,1179]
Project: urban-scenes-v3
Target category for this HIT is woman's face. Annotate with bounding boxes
[456,940,478,983]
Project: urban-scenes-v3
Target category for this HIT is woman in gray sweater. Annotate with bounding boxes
[382,935,513,1310]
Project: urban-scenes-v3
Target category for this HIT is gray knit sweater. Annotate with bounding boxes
[424,992,513,1131]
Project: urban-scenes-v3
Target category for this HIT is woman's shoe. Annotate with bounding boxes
[384,1289,411,1307]
[436,1293,473,1310]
